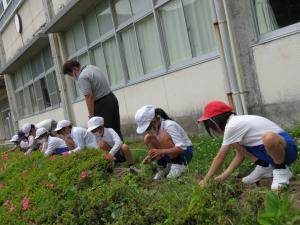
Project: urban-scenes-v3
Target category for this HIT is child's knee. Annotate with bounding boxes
[263,132,282,148]
[144,134,155,144]
[121,144,129,151]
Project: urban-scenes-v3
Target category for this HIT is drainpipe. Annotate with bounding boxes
[210,0,246,115]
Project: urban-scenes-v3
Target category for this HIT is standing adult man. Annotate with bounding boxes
[62,60,123,140]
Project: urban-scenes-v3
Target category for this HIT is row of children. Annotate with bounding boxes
[3,101,299,190]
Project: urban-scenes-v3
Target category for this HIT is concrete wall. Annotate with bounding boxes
[253,33,300,104]
[18,107,65,128]
[1,0,46,61]
[252,33,300,126]
[71,58,226,137]
[51,0,72,15]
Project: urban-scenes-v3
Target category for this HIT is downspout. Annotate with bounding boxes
[210,0,246,115]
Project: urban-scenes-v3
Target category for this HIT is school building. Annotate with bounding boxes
[0,0,299,142]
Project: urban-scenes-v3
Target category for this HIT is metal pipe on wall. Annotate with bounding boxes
[210,0,246,115]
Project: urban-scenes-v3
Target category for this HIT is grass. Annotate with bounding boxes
[0,130,299,225]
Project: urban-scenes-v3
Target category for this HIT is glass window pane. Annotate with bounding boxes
[13,70,23,90]
[43,47,54,71]
[78,52,90,66]
[34,80,45,111]
[120,26,143,80]
[73,21,86,51]
[0,3,4,15]
[31,54,44,78]
[19,90,29,116]
[45,72,60,107]
[64,29,76,56]
[84,11,100,44]
[96,1,114,35]
[130,0,152,15]
[92,45,109,83]
[158,0,192,65]
[182,0,217,56]
[136,15,163,74]
[114,0,132,25]
[40,77,51,108]
[21,64,32,84]
[15,92,23,117]
[29,84,38,113]
[103,37,124,86]
[23,87,33,115]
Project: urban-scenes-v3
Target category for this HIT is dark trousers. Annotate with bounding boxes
[94,92,123,140]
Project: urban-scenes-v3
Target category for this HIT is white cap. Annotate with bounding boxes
[87,117,104,132]
[54,120,72,132]
[35,127,48,139]
[36,119,52,131]
[10,134,19,142]
[21,123,32,137]
[135,105,155,134]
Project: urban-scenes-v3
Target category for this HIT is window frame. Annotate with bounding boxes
[251,0,300,45]
[62,0,219,103]
[13,47,61,119]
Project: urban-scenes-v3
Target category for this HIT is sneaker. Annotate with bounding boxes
[271,167,293,190]
[166,164,187,179]
[242,165,273,184]
[153,164,171,180]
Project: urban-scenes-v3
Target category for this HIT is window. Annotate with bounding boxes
[103,37,124,86]
[13,46,61,118]
[63,0,217,98]
[0,0,11,16]
[254,0,300,34]
[136,15,163,74]
[120,26,143,80]
[114,0,132,25]
[158,0,192,65]
[96,1,114,36]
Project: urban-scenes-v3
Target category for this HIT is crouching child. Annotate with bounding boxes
[35,127,69,157]
[135,105,193,179]
[87,116,134,166]
[198,101,298,190]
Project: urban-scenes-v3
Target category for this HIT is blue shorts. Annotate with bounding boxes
[114,149,126,163]
[158,146,193,167]
[244,131,298,165]
[55,147,69,155]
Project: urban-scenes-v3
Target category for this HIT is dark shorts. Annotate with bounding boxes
[244,131,298,165]
[158,146,193,167]
[55,147,69,155]
[114,149,126,163]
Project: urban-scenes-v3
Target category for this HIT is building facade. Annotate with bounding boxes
[0,0,299,141]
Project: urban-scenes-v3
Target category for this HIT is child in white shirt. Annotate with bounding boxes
[54,120,98,154]
[35,128,69,157]
[198,101,298,190]
[135,105,193,179]
[87,117,134,166]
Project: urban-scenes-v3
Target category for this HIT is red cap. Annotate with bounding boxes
[199,101,233,121]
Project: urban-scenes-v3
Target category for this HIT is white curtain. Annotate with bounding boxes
[159,0,192,66]
[103,38,124,86]
[182,0,217,56]
[136,16,163,74]
[93,45,110,83]
[255,0,279,34]
[121,27,143,81]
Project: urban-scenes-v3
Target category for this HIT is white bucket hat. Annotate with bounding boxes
[87,116,104,132]
[135,105,155,134]
[35,127,48,139]
[54,120,72,132]
[10,134,19,142]
[21,123,32,137]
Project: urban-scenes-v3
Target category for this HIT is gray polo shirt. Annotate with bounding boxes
[78,65,111,101]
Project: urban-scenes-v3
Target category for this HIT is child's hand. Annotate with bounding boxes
[214,174,226,183]
[142,155,152,164]
[199,179,207,188]
[149,149,162,159]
